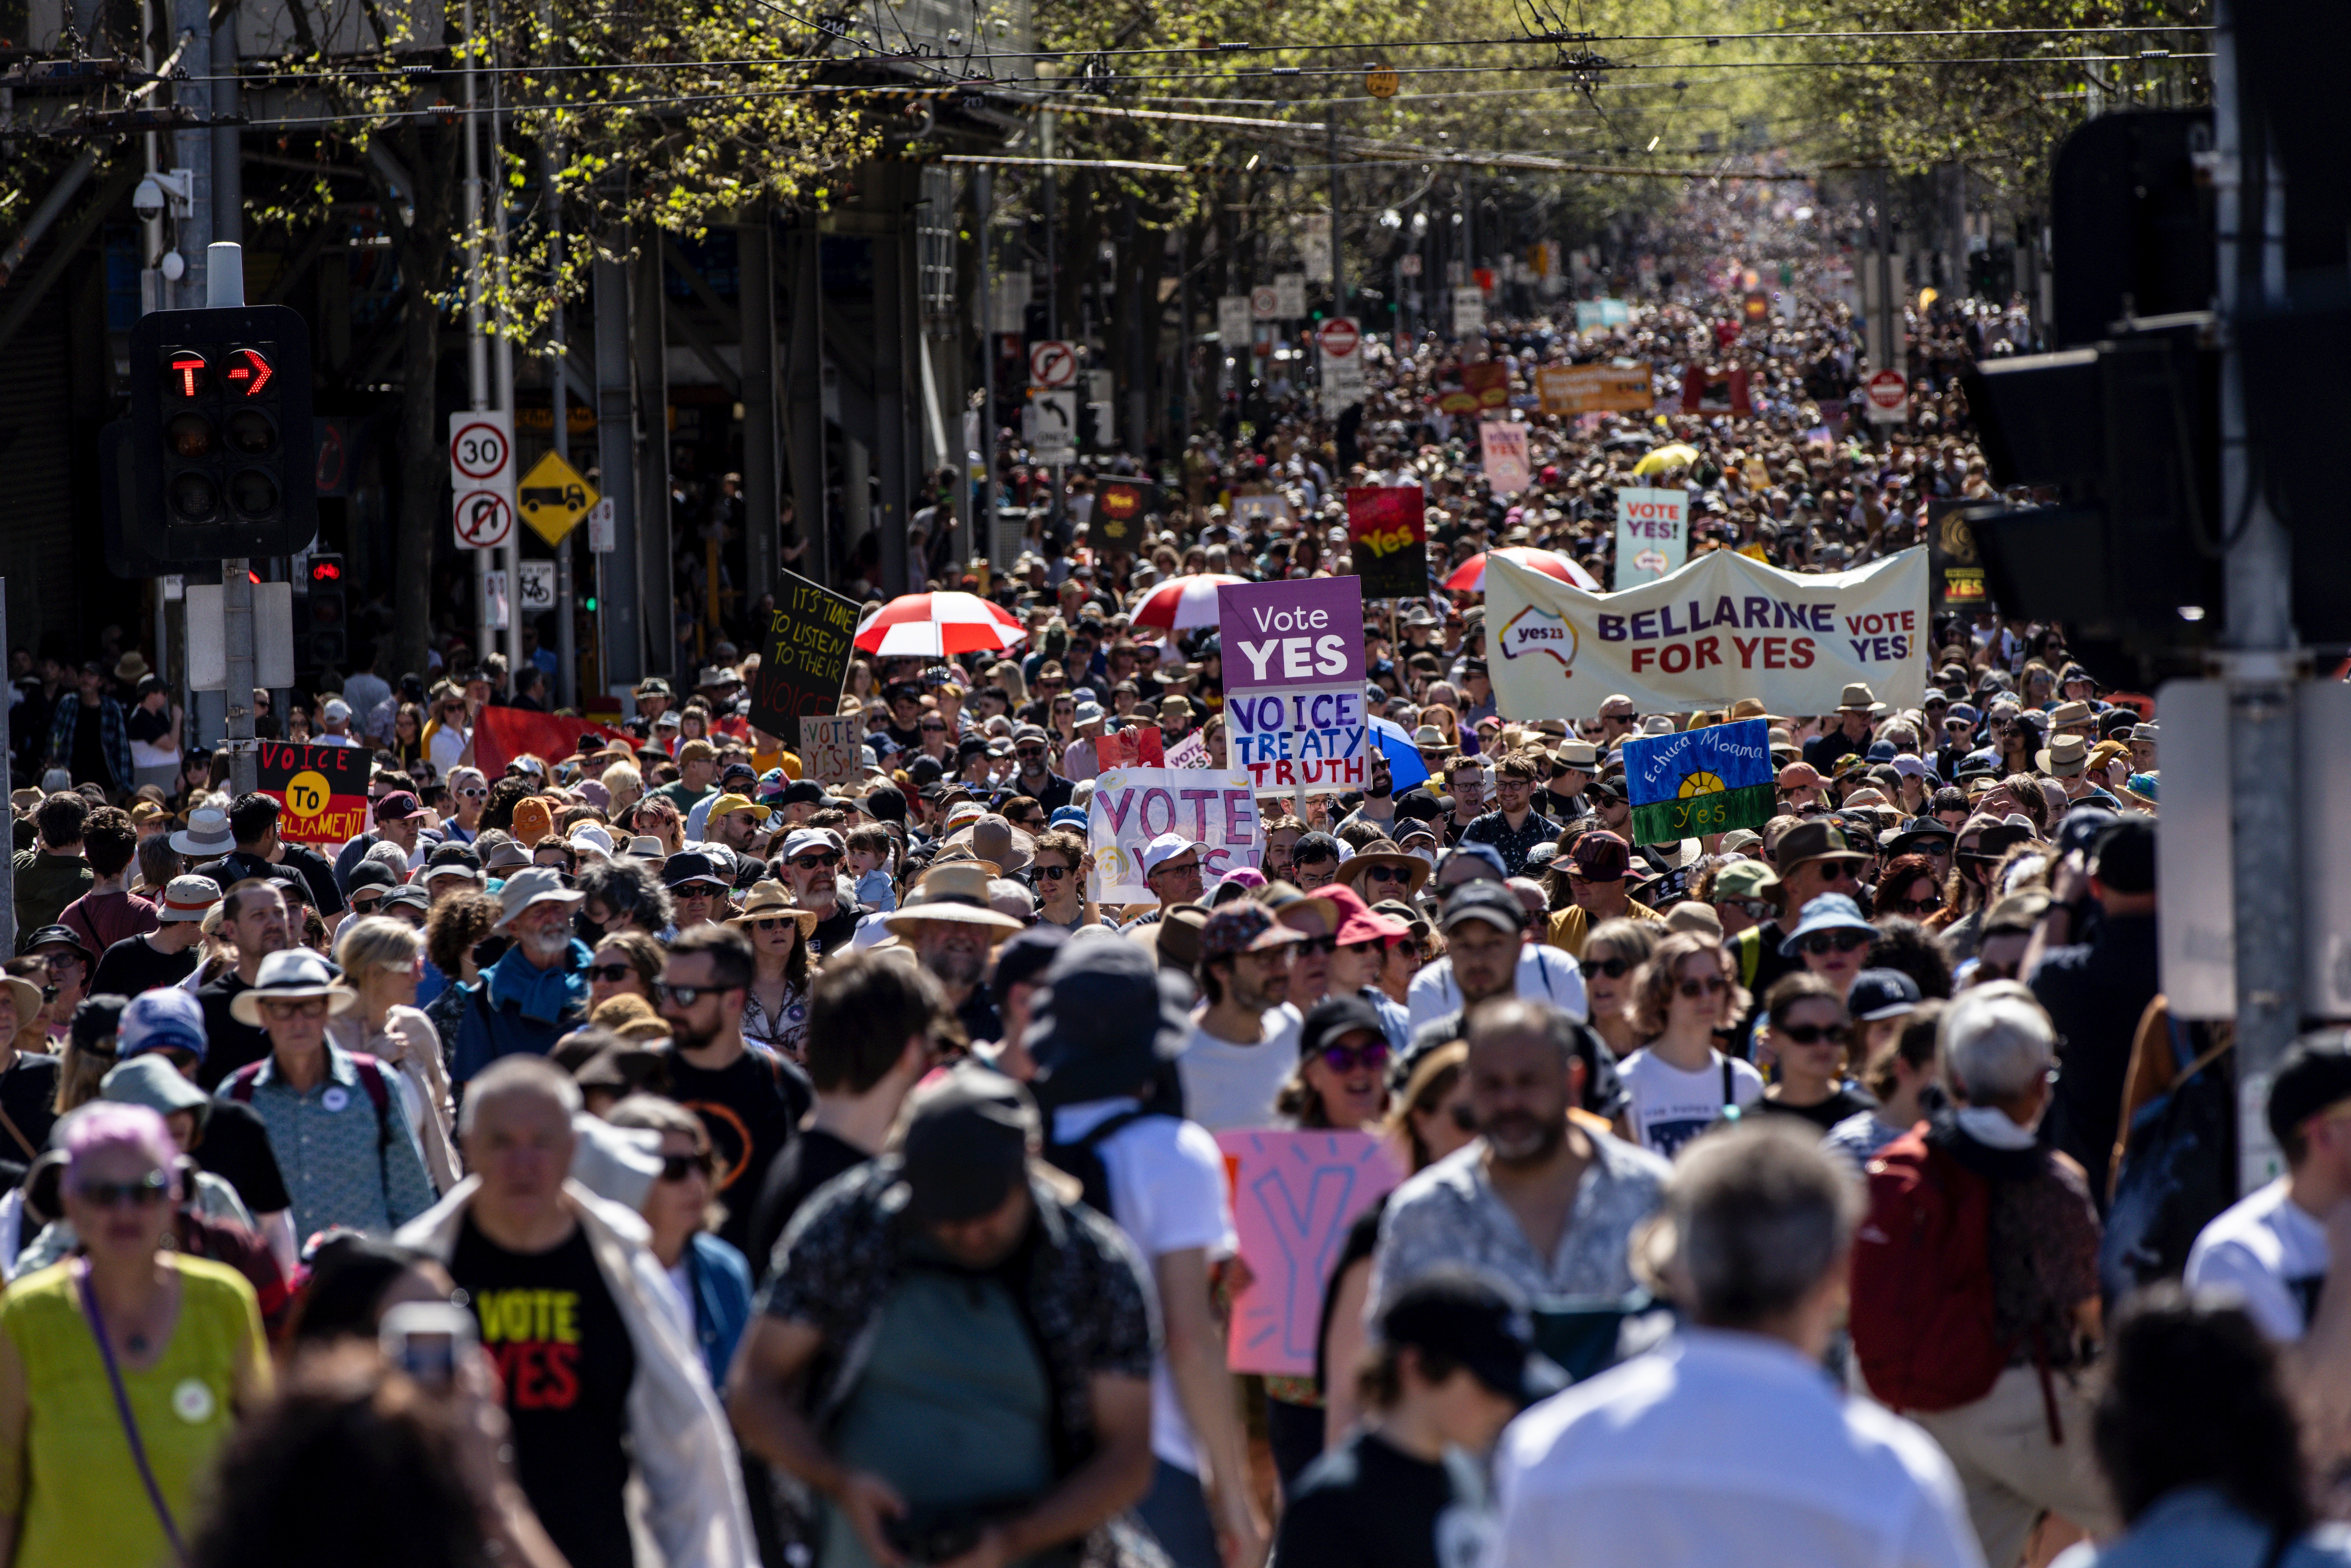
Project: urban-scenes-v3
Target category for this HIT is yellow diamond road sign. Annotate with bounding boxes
[517,450,599,545]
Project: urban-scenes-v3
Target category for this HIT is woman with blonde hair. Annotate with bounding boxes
[1615,931,1762,1158]
[599,761,644,821]
[329,917,460,1192]
[990,658,1028,709]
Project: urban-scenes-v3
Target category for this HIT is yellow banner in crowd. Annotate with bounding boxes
[1485,547,1930,720]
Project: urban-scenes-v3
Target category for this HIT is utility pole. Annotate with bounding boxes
[488,23,521,684]
[462,0,494,667]
[1328,113,1345,319]
[1041,111,1062,532]
[2213,0,2299,1187]
[546,130,575,710]
[213,244,258,793]
[976,167,997,550]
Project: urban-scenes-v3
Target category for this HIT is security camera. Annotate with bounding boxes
[132,177,165,222]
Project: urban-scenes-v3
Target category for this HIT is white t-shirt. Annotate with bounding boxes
[1052,1100,1236,1475]
[1617,1047,1765,1160]
[1176,1005,1301,1132]
[2185,1178,2329,1342]
[1407,945,1589,1029]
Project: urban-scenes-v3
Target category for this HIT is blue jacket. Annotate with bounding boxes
[2053,1487,2351,1568]
[682,1232,754,1387]
[450,938,592,1084]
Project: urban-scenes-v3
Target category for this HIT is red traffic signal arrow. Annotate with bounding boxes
[223,347,275,398]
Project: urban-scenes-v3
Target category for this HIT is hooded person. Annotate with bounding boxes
[1023,936,1267,1568]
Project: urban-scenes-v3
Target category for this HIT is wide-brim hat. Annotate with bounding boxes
[1838,683,1886,714]
[171,808,235,858]
[229,950,359,1026]
[114,651,152,682]
[0,977,42,1030]
[1333,845,1431,900]
[883,862,1026,939]
[1776,893,1876,956]
[1773,819,1870,874]
[945,814,1037,873]
[2037,734,2090,778]
[730,880,819,936]
[492,866,586,931]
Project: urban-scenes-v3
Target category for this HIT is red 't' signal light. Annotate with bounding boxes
[169,353,208,398]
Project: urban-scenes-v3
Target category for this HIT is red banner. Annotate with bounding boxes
[472,705,629,781]
[1681,365,1752,416]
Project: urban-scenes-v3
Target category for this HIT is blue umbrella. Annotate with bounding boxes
[1367,716,1432,791]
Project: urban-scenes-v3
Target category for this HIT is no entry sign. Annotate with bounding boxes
[1865,368,1909,425]
[1317,317,1360,356]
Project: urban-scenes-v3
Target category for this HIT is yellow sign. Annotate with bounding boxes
[517,450,599,545]
[1365,66,1398,99]
[283,769,334,822]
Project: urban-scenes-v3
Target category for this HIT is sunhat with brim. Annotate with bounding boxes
[1332,842,1431,900]
[481,841,533,874]
[100,1053,211,1117]
[1776,893,1876,957]
[730,880,819,937]
[157,875,222,923]
[883,863,1027,940]
[625,835,667,861]
[492,866,586,931]
[945,814,1036,873]
[229,949,359,1026]
[171,807,235,858]
[0,977,41,1031]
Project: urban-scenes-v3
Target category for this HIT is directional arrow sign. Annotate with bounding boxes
[516,449,600,545]
[1028,339,1078,389]
[453,488,515,549]
[1030,390,1077,463]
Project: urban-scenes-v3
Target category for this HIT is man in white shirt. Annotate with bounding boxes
[1406,846,1588,1027]
[313,697,362,746]
[1492,1122,1984,1568]
[1178,901,1307,1132]
[1032,938,1266,1568]
[2187,1039,2351,1344]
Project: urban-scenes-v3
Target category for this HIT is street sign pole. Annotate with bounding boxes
[2214,0,2300,1190]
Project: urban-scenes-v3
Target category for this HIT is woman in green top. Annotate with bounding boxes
[0,1102,270,1567]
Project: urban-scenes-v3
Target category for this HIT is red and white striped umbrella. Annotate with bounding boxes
[854,592,1028,658]
[1443,547,1603,594]
[1131,573,1248,631]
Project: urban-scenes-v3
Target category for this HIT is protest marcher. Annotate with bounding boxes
[1278,1271,1558,1568]
[1458,753,1559,877]
[401,1055,756,1568]
[0,1104,273,1568]
[1851,983,2111,1568]
[1181,901,1307,1132]
[1616,932,1764,1157]
[731,881,815,1063]
[1369,998,1667,1321]
[745,951,947,1278]
[729,1063,1158,1568]
[221,948,438,1238]
[1492,1121,1980,1568]
[90,874,216,996]
[52,805,155,958]
[2186,1038,2351,1347]
[886,861,1028,1046]
[1779,893,1878,1002]
[1542,830,1666,958]
[1751,973,1877,1132]
[778,828,866,959]
[2027,816,2160,1202]
[1577,918,1660,1063]
[2056,1286,2351,1568]
[329,915,461,1194]
[1028,937,1266,1568]
[654,923,811,1257]
[603,1095,755,1388]
[448,867,594,1086]
[1827,1000,1948,1171]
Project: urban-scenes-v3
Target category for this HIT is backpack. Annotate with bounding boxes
[1040,1108,1157,1219]
[1848,1127,2008,1414]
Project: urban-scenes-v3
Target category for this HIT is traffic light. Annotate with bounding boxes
[305,554,346,668]
[127,304,315,562]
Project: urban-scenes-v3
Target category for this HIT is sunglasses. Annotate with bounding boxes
[655,982,724,1007]
[1586,956,1635,979]
[1813,861,1863,884]
[1357,865,1411,885]
[1777,1022,1846,1045]
[921,722,946,732]
[457,787,487,800]
[1319,1040,1391,1073]
[75,1170,171,1209]
[587,962,636,984]
[1015,747,1046,760]
[1890,892,1944,914]
[789,852,842,869]
[350,894,384,914]
[1037,864,1072,881]
[261,997,329,1019]
[750,916,801,934]
[1799,930,1871,956]
[1676,977,1728,999]
[658,1152,715,1183]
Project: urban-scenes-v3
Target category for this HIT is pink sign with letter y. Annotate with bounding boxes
[1214,1129,1405,1375]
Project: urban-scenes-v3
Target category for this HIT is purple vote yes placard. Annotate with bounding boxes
[1218,576,1368,692]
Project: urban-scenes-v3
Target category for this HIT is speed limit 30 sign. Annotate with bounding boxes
[449,410,517,550]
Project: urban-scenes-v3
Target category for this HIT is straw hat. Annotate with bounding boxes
[729,880,819,937]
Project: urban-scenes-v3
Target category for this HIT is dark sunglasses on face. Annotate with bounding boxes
[1676,977,1728,999]
[350,894,384,914]
[1586,956,1635,979]
[658,1152,715,1183]
[1891,892,1944,914]
[750,917,800,934]
[655,982,721,1007]
[1777,1022,1845,1045]
[1037,864,1072,881]
[75,1170,172,1209]
[587,963,636,984]
[1814,861,1862,883]
[1320,1040,1392,1074]
[1358,865,1410,885]
[790,852,841,869]
[1292,936,1339,957]
[1800,930,1871,956]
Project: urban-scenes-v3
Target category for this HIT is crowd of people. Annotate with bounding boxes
[0,177,2336,1568]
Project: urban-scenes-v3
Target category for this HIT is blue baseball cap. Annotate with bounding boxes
[1049,806,1088,832]
[120,988,209,1063]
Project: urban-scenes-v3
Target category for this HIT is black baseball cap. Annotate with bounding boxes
[1292,832,1343,865]
[2090,816,2154,895]
[1439,881,1526,936]
[880,1063,1040,1226]
[1379,1269,1566,1407]
[2269,1038,2351,1151]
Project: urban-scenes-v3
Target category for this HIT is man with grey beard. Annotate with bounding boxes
[1367,998,1669,1319]
[778,827,863,958]
[448,866,594,1087]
